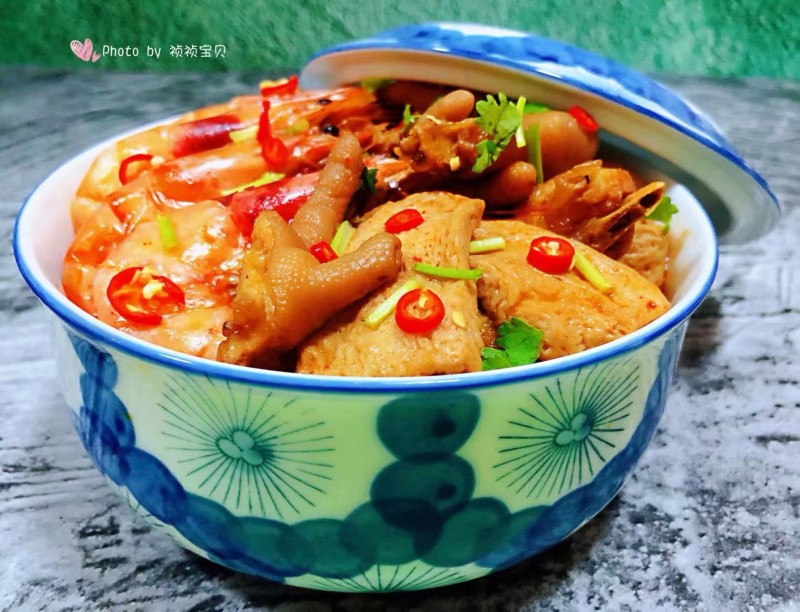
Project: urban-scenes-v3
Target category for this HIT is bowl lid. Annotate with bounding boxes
[300,22,779,244]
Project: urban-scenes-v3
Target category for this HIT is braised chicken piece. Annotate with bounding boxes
[381,90,529,209]
[298,192,485,376]
[396,114,487,176]
[392,95,600,211]
[471,220,670,361]
[517,160,665,255]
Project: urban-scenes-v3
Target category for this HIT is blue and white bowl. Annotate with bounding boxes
[14,23,774,592]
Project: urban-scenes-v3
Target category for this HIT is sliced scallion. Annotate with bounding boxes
[220,172,284,196]
[156,214,178,251]
[364,279,422,329]
[573,252,613,293]
[524,123,544,185]
[229,125,258,143]
[469,237,507,254]
[413,262,483,281]
[515,96,527,148]
[330,220,356,255]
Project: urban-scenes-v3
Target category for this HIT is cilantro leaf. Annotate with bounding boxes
[475,93,520,141]
[481,317,544,371]
[481,347,514,370]
[646,196,679,233]
[473,140,499,174]
[360,167,378,195]
[472,93,522,173]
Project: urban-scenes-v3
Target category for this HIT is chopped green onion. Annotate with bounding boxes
[364,279,422,328]
[573,252,613,293]
[287,118,310,134]
[413,262,483,281]
[220,172,285,196]
[229,125,258,143]
[469,237,507,254]
[515,96,527,148]
[524,102,550,114]
[330,220,356,255]
[524,123,544,185]
[156,214,178,251]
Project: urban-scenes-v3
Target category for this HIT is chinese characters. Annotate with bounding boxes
[169,44,226,58]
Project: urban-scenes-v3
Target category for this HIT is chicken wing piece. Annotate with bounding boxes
[471,220,670,361]
[298,192,485,376]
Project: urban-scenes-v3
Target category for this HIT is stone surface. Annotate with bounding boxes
[1,68,798,610]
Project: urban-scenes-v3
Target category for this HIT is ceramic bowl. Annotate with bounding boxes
[14,23,775,592]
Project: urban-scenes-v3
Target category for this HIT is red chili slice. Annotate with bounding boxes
[256,99,289,170]
[261,136,290,169]
[395,288,445,334]
[309,241,338,263]
[385,208,424,234]
[527,236,576,274]
[258,100,274,141]
[172,114,242,158]
[568,105,599,133]
[223,172,319,238]
[118,153,154,185]
[260,75,299,98]
[106,266,185,326]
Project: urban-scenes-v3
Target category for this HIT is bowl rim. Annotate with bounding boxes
[14,124,718,394]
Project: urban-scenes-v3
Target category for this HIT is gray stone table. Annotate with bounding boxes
[1,68,798,611]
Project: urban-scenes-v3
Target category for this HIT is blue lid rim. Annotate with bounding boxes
[303,22,780,233]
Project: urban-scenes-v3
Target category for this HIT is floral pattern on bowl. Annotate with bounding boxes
[59,321,683,591]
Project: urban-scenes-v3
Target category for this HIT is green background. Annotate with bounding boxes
[1,0,798,78]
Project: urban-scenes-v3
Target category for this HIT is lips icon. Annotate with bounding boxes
[70,38,100,62]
